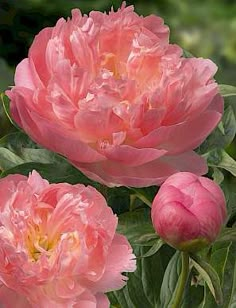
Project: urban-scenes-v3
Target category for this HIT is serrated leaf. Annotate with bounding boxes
[191,254,223,305]
[219,84,236,97]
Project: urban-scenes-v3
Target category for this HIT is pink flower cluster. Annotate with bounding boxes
[151,172,226,251]
[7,3,223,187]
[0,171,136,307]
[2,3,227,306]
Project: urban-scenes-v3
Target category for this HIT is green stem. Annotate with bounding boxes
[172,252,190,308]
[135,192,152,207]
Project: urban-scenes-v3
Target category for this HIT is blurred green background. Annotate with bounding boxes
[0,0,236,137]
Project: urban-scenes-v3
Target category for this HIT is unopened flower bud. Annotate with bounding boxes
[151,172,226,252]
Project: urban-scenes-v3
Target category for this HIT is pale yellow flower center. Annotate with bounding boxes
[26,224,80,262]
[26,225,58,261]
[101,52,121,79]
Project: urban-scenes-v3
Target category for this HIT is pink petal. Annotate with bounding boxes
[29,27,53,84]
[143,15,169,42]
[161,172,198,189]
[198,176,226,221]
[96,293,110,308]
[0,175,26,211]
[152,185,193,218]
[0,285,31,308]
[9,89,105,163]
[135,108,222,154]
[74,109,124,143]
[84,234,136,293]
[190,200,224,241]
[153,201,201,245]
[14,59,35,90]
[74,291,109,308]
[72,150,207,187]
[27,170,49,194]
[99,144,167,166]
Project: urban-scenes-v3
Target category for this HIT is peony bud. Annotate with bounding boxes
[151,172,226,252]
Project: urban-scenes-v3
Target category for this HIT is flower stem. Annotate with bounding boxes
[135,192,152,207]
[172,252,189,308]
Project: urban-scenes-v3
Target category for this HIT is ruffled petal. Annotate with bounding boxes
[9,88,105,163]
[135,106,222,154]
[72,151,207,187]
[99,144,167,166]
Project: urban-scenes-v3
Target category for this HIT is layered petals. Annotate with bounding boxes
[151,172,227,251]
[73,151,207,187]
[6,3,223,187]
[0,171,136,306]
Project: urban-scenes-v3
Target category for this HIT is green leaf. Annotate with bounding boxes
[199,241,236,307]
[183,49,195,58]
[0,131,100,188]
[199,105,236,153]
[219,105,236,147]
[216,228,236,243]
[212,167,224,185]
[191,254,223,305]
[181,270,204,308]
[0,132,58,171]
[128,186,158,207]
[106,186,131,215]
[108,287,135,308]
[219,84,236,97]
[0,160,96,186]
[159,251,181,307]
[0,147,24,170]
[0,131,35,149]
[203,149,236,177]
[117,209,157,246]
[140,239,164,258]
[0,93,18,128]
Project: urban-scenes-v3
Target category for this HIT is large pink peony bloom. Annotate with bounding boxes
[151,172,226,251]
[0,171,136,307]
[7,3,223,187]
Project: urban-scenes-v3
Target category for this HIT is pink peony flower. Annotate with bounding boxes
[7,3,223,187]
[0,171,136,307]
[151,172,227,252]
